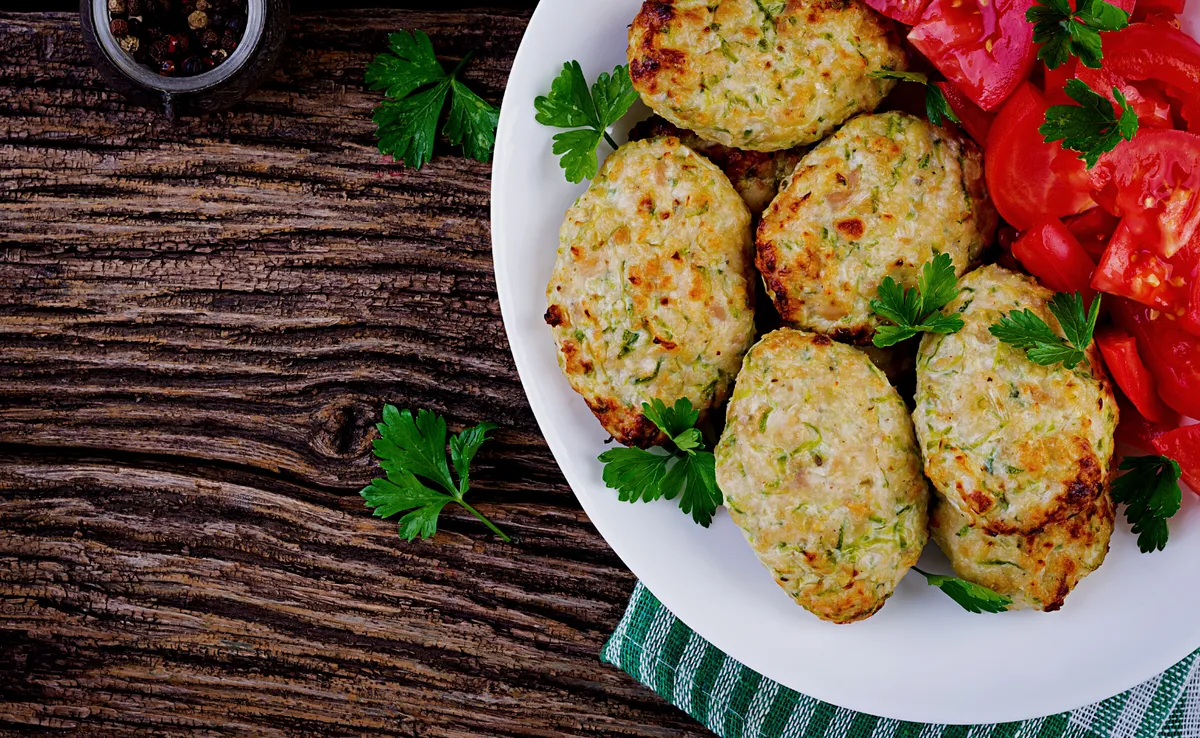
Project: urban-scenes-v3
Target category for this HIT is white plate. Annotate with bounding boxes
[491,2,1200,724]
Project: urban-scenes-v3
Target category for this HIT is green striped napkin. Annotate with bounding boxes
[602,583,1200,737]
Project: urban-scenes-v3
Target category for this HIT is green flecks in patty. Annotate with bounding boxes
[981,559,1025,570]
[758,407,773,432]
[618,330,640,359]
[918,152,932,169]
[719,38,739,63]
[632,359,662,384]
[956,524,970,537]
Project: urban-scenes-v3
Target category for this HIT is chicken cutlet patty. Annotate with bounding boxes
[913,265,1118,535]
[546,137,755,448]
[930,490,1114,611]
[756,112,997,342]
[715,329,929,623]
[627,0,906,152]
[629,116,805,214]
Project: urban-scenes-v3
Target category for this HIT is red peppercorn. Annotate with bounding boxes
[159,59,176,76]
[220,33,236,51]
[109,18,129,36]
[127,0,143,14]
[200,29,219,47]
[148,40,166,61]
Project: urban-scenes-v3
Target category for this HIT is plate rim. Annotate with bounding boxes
[490,0,1200,724]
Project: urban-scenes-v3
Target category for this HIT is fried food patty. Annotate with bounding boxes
[629,116,805,214]
[546,137,755,447]
[913,265,1118,535]
[627,0,906,152]
[930,490,1114,611]
[756,112,997,342]
[715,329,929,623]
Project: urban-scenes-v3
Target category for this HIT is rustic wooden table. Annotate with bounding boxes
[0,4,710,735]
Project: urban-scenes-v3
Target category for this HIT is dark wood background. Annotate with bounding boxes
[0,3,710,734]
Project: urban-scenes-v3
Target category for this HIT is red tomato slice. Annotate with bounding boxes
[1115,395,1179,452]
[1104,23,1200,134]
[1091,220,1190,312]
[1130,0,1185,22]
[1041,57,1077,105]
[1112,297,1200,418]
[1096,327,1178,423]
[936,81,994,144]
[985,83,1094,230]
[1063,207,1122,259]
[1152,424,1200,493]
[1089,129,1200,259]
[1186,273,1200,337]
[908,0,1036,111]
[1074,65,1175,130]
[864,0,931,26]
[1010,217,1097,298]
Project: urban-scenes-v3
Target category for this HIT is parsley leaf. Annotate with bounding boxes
[989,291,1100,369]
[867,70,961,126]
[915,568,1013,613]
[1111,455,1183,553]
[869,253,965,347]
[366,31,498,169]
[361,405,511,542]
[535,61,639,183]
[597,398,724,526]
[1027,0,1130,69]
[1041,79,1138,168]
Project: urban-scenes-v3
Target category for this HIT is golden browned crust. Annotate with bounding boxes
[628,116,805,214]
[627,0,905,151]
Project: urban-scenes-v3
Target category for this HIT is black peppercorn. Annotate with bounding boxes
[111,0,246,78]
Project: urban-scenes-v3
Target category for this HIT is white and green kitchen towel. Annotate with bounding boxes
[602,583,1200,738]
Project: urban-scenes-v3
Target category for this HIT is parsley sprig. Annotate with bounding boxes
[1041,79,1138,168]
[1112,455,1183,553]
[1027,0,1130,70]
[989,291,1100,369]
[534,61,640,183]
[366,30,499,169]
[361,405,511,543]
[867,70,961,127]
[869,253,965,348]
[914,567,1013,613]
[597,398,723,527]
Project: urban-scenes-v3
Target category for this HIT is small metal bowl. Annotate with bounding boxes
[80,0,289,121]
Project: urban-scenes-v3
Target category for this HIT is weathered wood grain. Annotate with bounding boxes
[0,9,709,736]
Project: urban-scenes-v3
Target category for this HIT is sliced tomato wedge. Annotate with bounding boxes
[1152,424,1200,493]
[936,81,994,144]
[1131,0,1184,20]
[864,0,931,26]
[908,0,1036,111]
[1096,327,1177,423]
[1063,207,1122,259]
[1089,129,1200,259]
[985,83,1094,230]
[1091,220,1191,312]
[1009,217,1097,298]
[1104,23,1200,134]
[1115,395,1179,452]
[1074,65,1175,130]
[1186,274,1200,337]
[1112,297,1200,418]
